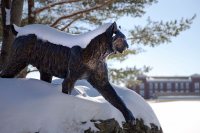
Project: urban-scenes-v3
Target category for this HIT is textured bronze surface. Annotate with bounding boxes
[0,22,135,124]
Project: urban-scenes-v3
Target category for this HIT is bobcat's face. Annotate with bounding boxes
[112,30,128,53]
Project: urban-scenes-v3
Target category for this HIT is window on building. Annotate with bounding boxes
[186,82,190,93]
[154,83,158,89]
[194,82,200,93]
[175,83,179,89]
[140,83,145,89]
[149,83,153,95]
[140,90,144,97]
[180,82,184,89]
[180,82,184,92]
[186,82,189,89]
[139,83,145,96]
[167,82,172,93]
[167,82,172,89]
[174,82,179,92]
[160,82,163,92]
[149,83,153,89]
[194,82,200,89]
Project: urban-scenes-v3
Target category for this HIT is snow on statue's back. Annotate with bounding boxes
[14,23,112,48]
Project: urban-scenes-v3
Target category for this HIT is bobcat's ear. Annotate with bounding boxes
[106,22,118,37]
[112,22,118,33]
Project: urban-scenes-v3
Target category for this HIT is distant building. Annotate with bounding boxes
[134,74,200,99]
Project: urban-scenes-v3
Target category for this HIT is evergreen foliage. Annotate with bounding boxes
[0,0,196,87]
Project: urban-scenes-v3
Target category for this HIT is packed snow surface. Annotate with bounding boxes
[14,23,112,48]
[0,78,160,133]
[150,101,200,133]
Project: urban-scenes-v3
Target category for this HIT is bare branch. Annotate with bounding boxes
[33,0,81,14]
[60,15,82,31]
[50,0,113,27]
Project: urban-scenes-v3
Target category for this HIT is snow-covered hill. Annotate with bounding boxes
[0,78,160,133]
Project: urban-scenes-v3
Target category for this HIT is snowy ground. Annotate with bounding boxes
[4,74,200,133]
[0,78,160,133]
[149,101,200,133]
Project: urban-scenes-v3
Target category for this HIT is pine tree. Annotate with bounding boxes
[0,0,196,86]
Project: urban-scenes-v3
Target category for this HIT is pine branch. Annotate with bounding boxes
[50,0,113,27]
[129,15,196,46]
[33,0,81,14]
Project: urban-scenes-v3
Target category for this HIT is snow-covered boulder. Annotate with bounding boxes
[0,78,162,133]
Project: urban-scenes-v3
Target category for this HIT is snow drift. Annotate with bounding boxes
[0,78,160,133]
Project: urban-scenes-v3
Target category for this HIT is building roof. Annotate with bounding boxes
[137,74,200,82]
[147,77,192,82]
[191,74,200,77]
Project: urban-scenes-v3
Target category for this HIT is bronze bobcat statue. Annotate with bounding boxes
[0,22,135,123]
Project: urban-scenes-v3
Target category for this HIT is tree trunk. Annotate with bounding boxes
[12,0,26,78]
[11,0,24,25]
[0,0,12,70]
[16,0,36,78]
[0,0,24,76]
[28,0,35,24]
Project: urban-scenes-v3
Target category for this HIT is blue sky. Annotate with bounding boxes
[115,0,200,76]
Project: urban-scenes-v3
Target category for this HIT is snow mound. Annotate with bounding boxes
[14,23,112,48]
[0,78,160,133]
